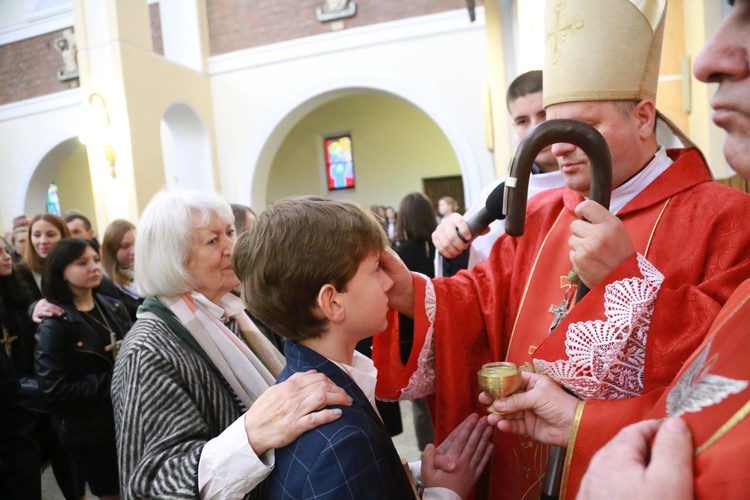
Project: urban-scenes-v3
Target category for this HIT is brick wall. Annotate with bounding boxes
[150,3,165,56]
[0,29,79,106]
[206,0,473,55]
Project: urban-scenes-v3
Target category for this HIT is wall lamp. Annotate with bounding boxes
[80,93,117,178]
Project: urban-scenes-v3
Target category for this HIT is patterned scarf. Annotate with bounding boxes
[158,292,285,408]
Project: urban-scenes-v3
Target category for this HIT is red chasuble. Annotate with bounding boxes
[373,149,750,499]
[563,278,750,498]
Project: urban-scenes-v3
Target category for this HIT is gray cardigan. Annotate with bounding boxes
[112,318,258,499]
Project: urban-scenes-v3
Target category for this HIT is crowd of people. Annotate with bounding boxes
[2,0,750,498]
[1,211,143,499]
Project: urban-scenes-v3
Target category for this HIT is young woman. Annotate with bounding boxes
[35,239,131,500]
[100,219,142,320]
[384,206,398,243]
[23,214,71,292]
[437,196,459,222]
[394,192,438,450]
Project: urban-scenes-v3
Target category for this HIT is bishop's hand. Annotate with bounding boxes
[480,371,579,448]
[569,200,634,288]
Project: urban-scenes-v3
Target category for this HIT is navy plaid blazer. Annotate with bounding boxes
[267,340,414,499]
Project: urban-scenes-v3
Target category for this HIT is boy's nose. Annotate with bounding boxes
[382,274,394,292]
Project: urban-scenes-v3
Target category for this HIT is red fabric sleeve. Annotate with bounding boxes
[374,273,428,400]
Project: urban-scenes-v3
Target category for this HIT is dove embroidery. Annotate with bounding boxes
[666,339,748,418]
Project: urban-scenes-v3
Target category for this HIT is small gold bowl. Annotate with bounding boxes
[477,362,521,413]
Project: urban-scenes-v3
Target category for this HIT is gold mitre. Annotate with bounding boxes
[543,0,666,107]
[543,0,695,148]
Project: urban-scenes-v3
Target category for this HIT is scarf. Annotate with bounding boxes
[139,292,285,408]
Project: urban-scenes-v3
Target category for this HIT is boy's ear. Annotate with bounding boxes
[317,284,345,323]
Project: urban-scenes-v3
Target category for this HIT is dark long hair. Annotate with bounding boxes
[42,239,98,304]
[396,192,437,243]
[0,239,36,323]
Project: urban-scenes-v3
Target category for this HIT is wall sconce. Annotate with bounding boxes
[80,93,117,178]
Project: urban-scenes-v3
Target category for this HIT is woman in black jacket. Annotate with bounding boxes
[35,238,131,500]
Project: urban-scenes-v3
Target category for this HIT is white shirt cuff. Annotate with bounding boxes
[198,414,275,499]
[424,487,462,500]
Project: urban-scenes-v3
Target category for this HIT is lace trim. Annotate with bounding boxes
[534,254,664,400]
[402,273,437,400]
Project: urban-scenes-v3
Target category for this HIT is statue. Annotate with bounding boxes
[54,28,79,81]
[316,0,357,22]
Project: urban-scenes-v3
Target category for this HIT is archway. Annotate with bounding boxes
[20,137,95,224]
[237,73,488,210]
[266,93,463,211]
[161,102,214,191]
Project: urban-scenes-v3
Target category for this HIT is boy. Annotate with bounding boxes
[233,196,492,499]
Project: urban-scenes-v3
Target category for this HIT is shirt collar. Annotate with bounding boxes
[332,351,381,416]
[609,146,673,215]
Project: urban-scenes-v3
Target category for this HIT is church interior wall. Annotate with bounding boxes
[266,93,461,210]
[210,10,492,210]
[0,97,82,234]
[54,143,98,231]
[116,44,220,215]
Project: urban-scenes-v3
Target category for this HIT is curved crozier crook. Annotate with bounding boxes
[503,119,613,237]
[503,119,612,500]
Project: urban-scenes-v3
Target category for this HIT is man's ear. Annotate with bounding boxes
[634,99,656,140]
[317,284,345,323]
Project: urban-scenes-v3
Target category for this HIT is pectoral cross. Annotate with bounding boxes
[104,332,120,361]
[1,326,18,358]
[548,275,577,334]
[548,299,570,334]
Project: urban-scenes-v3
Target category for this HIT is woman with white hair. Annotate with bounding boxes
[112,189,351,498]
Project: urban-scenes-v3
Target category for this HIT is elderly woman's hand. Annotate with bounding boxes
[243,370,352,456]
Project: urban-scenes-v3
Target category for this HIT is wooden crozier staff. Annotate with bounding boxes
[503,118,612,499]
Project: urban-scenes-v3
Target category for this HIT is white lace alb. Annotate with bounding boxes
[535,254,664,400]
[401,274,438,400]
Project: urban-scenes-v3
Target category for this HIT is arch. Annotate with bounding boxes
[161,101,214,192]
[17,135,83,218]
[236,72,488,210]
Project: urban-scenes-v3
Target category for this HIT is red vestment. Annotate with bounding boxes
[564,278,750,498]
[374,149,750,499]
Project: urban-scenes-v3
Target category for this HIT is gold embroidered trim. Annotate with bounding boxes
[560,401,586,500]
[695,398,750,456]
[643,198,671,257]
[507,207,567,357]
[544,90,656,107]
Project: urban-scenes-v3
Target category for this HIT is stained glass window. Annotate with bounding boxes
[324,135,355,190]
